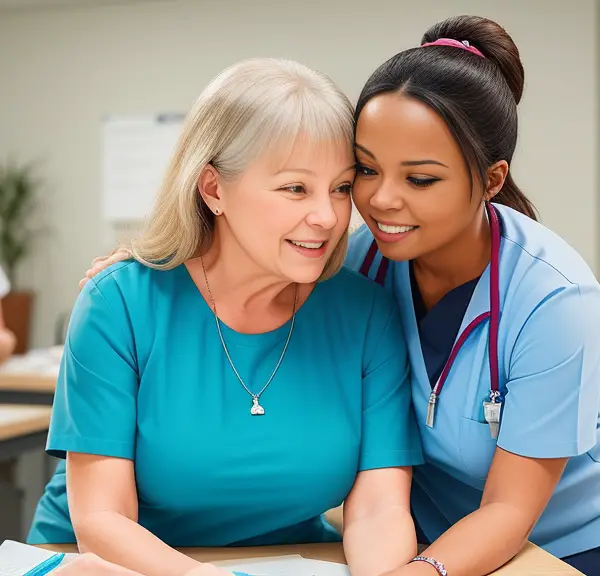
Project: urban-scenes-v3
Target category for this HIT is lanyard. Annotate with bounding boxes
[359,203,502,438]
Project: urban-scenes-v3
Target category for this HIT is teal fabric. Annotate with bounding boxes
[28,262,423,546]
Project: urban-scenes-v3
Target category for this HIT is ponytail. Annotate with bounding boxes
[493,172,537,221]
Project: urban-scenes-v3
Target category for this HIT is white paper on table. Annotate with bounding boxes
[216,555,350,576]
[0,346,63,377]
[0,540,77,575]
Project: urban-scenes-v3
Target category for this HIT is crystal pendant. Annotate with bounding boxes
[250,396,265,416]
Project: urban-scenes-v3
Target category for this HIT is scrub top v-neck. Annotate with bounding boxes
[409,262,480,388]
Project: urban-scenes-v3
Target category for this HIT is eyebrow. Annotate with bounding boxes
[354,143,375,159]
[275,168,315,176]
[401,159,449,168]
[354,143,449,168]
[275,165,356,178]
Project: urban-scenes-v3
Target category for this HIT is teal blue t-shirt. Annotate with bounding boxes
[28,261,423,546]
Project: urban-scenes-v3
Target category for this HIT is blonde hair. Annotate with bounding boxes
[129,57,354,280]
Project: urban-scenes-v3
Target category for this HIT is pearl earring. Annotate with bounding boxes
[214,207,220,215]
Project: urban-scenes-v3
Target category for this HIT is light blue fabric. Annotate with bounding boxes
[347,203,600,558]
[28,263,423,547]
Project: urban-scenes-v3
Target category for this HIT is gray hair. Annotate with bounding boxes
[129,57,354,279]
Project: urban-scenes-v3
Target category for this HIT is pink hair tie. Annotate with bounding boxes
[421,38,485,58]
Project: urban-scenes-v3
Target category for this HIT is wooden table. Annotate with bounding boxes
[0,348,60,405]
[8,360,581,575]
[0,373,56,405]
[0,404,52,462]
[0,404,52,541]
[38,541,582,575]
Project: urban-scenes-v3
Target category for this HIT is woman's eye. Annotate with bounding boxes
[282,185,306,194]
[355,164,377,176]
[407,177,440,188]
[334,183,352,195]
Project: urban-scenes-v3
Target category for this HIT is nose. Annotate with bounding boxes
[306,193,339,230]
[369,179,405,212]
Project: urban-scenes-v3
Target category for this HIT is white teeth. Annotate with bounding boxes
[376,222,416,234]
[290,240,324,249]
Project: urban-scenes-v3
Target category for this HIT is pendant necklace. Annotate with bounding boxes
[200,256,297,415]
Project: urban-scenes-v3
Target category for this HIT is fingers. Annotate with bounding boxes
[79,249,132,291]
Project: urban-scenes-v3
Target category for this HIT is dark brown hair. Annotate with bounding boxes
[355,15,537,220]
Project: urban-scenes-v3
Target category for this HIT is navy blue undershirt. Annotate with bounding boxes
[409,261,480,387]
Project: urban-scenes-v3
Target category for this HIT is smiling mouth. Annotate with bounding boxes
[375,222,418,234]
[286,240,326,249]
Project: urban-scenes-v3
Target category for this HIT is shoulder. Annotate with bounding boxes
[497,205,600,349]
[315,265,400,335]
[90,259,159,291]
[86,260,183,304]
[497,204,600,313]
[321,264,392,302]
[74,260,189,337]
[497,204,597,288]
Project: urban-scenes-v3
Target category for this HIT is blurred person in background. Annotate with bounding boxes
[0,264,16,363]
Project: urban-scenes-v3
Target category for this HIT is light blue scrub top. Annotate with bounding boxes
[28,262,423,546]
[347,203,600,559]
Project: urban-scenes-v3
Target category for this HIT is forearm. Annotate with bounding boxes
[344,505,417,576]
[391,503,529,576]
[75,510,201,576]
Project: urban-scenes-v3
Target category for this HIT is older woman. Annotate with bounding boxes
[28,58,422,576]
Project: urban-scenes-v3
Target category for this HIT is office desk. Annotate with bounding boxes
[0,405,51,462]
[0,404,52,540]
[39,541,582,575]
[0,348,60,405]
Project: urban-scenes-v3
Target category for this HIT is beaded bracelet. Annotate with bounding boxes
[410,555,448,575]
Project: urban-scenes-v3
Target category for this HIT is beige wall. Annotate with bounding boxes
[0,0,597,347]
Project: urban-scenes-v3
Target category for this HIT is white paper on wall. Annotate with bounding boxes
[102,114,185,222]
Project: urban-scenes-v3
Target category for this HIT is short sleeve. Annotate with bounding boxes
[0,266,10,298]
[498,284,600,458]
[359,292,424,470]
[47,275,139,460]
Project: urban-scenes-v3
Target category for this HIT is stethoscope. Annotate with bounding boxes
[359,202,503,439]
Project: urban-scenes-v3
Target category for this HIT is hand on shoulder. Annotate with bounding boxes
[79,248,132,290]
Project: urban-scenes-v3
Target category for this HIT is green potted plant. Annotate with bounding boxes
[0,161,43,353]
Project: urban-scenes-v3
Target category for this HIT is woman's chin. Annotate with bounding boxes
[282,262,328,285]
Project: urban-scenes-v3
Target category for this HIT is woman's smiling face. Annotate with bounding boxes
[352,93,483,263]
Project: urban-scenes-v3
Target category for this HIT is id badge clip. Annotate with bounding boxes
[483,390,502,439]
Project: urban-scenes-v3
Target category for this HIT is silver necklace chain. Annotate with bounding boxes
[200,256,298,415]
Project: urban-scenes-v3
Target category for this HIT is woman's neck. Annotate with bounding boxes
[185,231,304,334]
[413,206,491,310]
